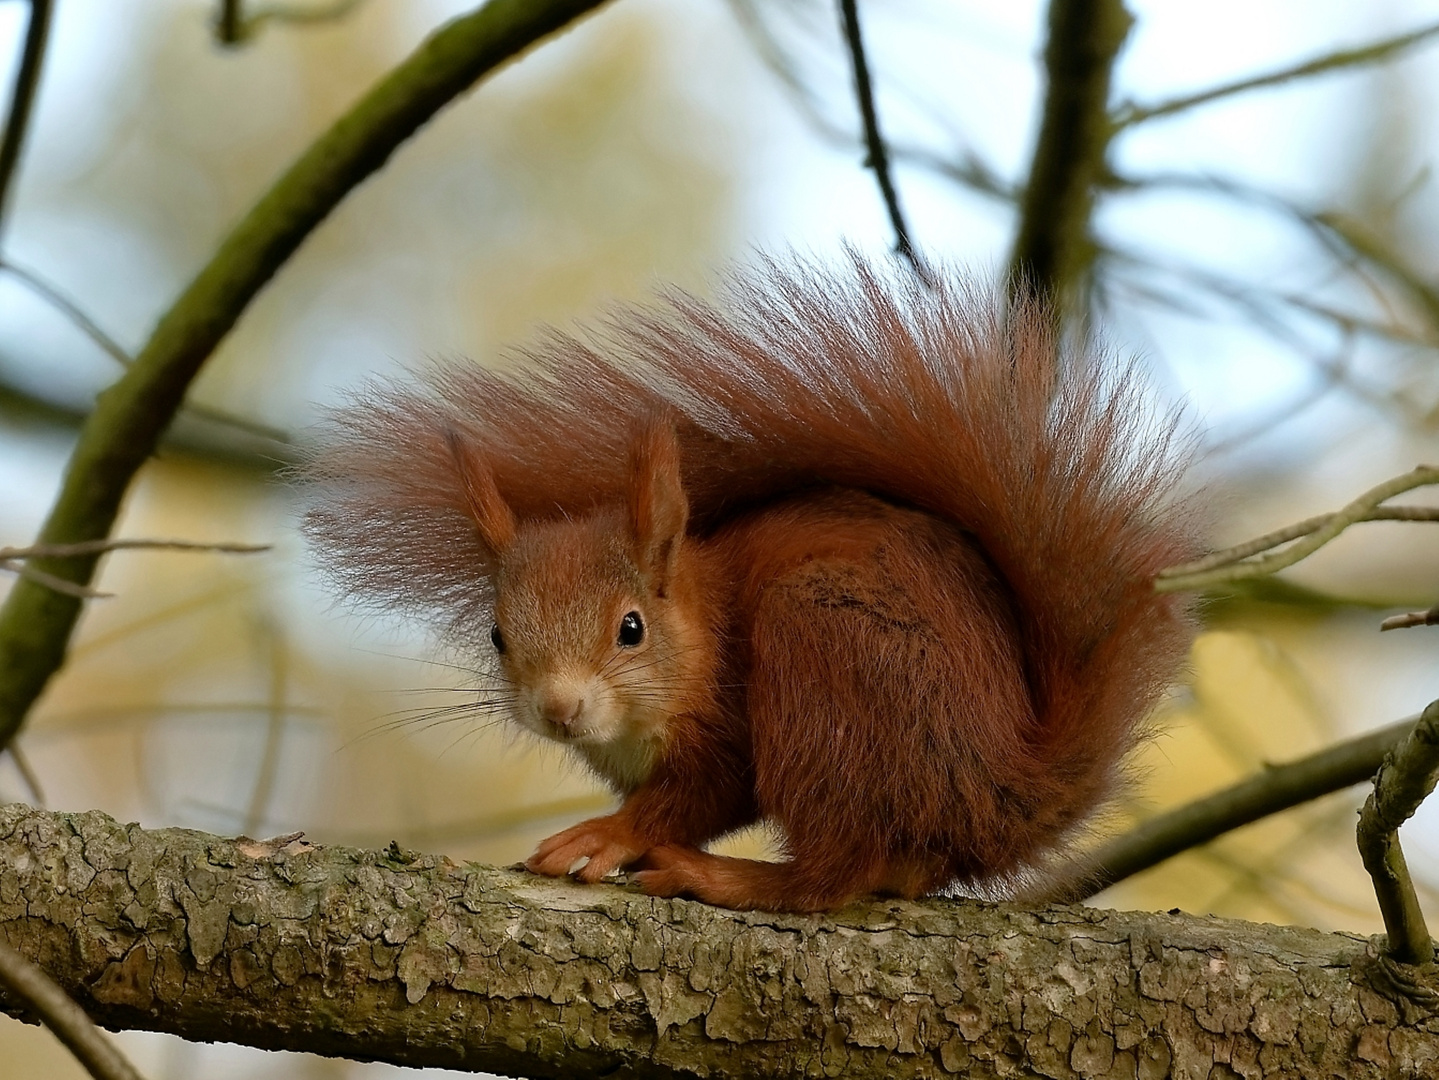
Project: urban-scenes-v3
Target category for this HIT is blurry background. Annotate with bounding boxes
[1,0,1438,1075]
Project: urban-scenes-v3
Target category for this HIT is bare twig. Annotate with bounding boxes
[0,538,270,561]
[835,0,925,278]
[1381,604,1439,632]
[242,621,289,836]
[1357,700,1439,965]
[1316,210,1439,333]
[897,145,1017,205]
[1155,467,1439,593]
[1117,19,1439,127]
[1039,718,1414,903]
[0,539,271,599]
[0,561,109,599]
[217,0,365,44]
[0,0,54,243]
[0,260,293,445]
[5,739,43,804]
[0,260,129,365]
[1162,504,1439,579]
[249,0,366,29]
[0,938,147,1080]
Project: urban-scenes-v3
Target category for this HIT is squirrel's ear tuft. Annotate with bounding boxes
[629,415,688,591]
[446,429,517,557]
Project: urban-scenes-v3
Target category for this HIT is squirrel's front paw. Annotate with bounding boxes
[526,815,647,883]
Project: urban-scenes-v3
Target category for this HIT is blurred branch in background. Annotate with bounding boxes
[215,0,368,47]
[0,0,615,755]
[1114,19,1439,127]
[1006,0,1130,310]
[0,258,294,451]
[835,0,925,277]
[0,939,147,1080]
[0,537,270,600]
[0,0,52,244]
[1041,716,1415,903]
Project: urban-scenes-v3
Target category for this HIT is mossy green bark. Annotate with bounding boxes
[0,804,1436,1078]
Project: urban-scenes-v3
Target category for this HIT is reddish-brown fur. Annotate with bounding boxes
[305,255,1199,912]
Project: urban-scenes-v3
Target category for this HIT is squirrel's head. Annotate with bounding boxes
[448,419,709,786]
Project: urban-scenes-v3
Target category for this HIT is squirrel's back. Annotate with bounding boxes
[307,253,1199,890]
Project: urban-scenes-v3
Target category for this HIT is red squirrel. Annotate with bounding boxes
[306,255,1199,912]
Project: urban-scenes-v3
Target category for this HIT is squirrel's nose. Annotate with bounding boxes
[539,694,584,729]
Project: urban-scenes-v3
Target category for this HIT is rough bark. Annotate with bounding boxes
[0,804,1435,1078]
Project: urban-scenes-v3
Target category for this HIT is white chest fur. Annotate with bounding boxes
[575,732,660,793]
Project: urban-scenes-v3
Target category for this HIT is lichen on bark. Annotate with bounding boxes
[0,803,1436,1078]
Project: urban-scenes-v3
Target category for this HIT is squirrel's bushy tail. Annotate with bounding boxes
[307,253,1199,860]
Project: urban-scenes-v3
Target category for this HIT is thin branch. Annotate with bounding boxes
[1117,19,1439,127]
[0,0,615,753]
[242,621,288,836]
[0,0,54,243]
[0,371,295,474]
[0,560,109,599]
[217,0,367,45]
[1358,700,1439,965]
[0,939,147,1080]
[247,0,366,31]
[0,259,293,445]
[898,144,1017,205]
[1202,333,1355,455]
[1381,604,1439,632]
[835,0,924,277]
[1155,467,1439,593]
[6,739,43,804]
[1162,505,1439,579]
[1007,0,1132,310]
[0,259,129,365]
[0,538,270,561]
[0,539,269,599]
[1315,210,1439,334]
[1038,718,1414,904]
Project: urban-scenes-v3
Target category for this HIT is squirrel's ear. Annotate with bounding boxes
[446,429,517,557]
[629,416,688,592]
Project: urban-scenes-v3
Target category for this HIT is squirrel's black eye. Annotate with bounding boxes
[490,623,506,654]
[618,611,645,647]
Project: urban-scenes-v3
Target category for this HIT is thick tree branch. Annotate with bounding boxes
[0,803,1436,1077]
[1007,0,1131,310]
[0,0,613,752]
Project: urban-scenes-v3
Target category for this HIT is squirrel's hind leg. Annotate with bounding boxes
[633,845,941,911]
[741,520,1032,896]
